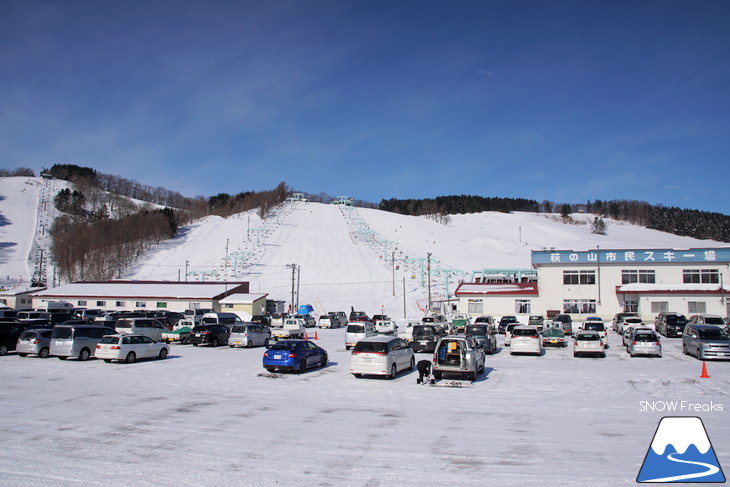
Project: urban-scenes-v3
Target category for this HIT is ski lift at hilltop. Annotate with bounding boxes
[331,196,354,206]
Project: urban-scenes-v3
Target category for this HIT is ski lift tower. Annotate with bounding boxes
[406,256,440,287]
[228,250,254,277]
[251,227,265,246]
[381,240,398,261]
[435,268,469,299]
[186,270,219,282]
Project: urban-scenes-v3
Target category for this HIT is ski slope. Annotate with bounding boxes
[127,200,725,316]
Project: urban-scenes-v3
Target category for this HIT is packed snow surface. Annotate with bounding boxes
[0,329,727,486]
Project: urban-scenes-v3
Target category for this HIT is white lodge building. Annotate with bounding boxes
[455,247,730,321]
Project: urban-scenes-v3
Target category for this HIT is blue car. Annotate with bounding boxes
[262,340,328,373]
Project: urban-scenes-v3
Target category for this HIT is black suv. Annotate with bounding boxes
[411,324,447,353]
[498,316,519,334]
[190,324,230,347]
[0,322,26,355]
[655,312,688,338]
[251,314,272,327]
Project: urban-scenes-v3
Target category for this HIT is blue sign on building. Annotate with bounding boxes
[531,248,730,266]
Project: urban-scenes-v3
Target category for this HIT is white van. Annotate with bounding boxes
[201,312,242,327]
[184,308,214,324]
[36,301,74,313]
[350,336,415,379]
[345,322,376,350]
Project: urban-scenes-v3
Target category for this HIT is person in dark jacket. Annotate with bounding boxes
[416,359,432,384]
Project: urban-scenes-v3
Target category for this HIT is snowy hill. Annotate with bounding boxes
[0,176,164,290]
[124,200,725,316]
[1,176,725,311]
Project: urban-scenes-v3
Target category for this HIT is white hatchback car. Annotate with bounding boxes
[573,331,606,358]
[350,336,415,379]
[509,326,543,356]
[627,329,662,358]
[95,334,169,363]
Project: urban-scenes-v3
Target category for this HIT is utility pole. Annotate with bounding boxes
[427,252,432,313]
[225,239,229,267]
[185,260,189,282]
[288,264,296,312]
[296,265,301,309]
[392,251,396,296]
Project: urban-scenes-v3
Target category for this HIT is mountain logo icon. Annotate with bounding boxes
[637,416,726,483]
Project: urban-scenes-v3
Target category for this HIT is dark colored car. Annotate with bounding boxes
[656,312,688,338]
[262,339,328,373]
[147,311,185,329]
[410,324,447,353]
[552,314,573,335]
[0,322,26,355]
[190,324,230,347]
[350,311,370,322]
[49,313,79,325]
[251,314,272,327]
[498,316,519,334]
[464,324,497,354]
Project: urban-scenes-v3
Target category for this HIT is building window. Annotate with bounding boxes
[683,269,720,284]
[156,302,167,309]
[135,302,147,308]
[563,299,596,314]
[115,301,125,307]
[624,301,638,313]
[621,270,656,284]
[651,302,669,313]
[563,270,596,285]
[77,300,87,306]
[688,301,707,314]
[515,299,530,314]
[467,299,483,314]
[96,301,106,307]
[222,303,234,309]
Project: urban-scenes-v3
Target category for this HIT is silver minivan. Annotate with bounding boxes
[683,324,730,360]
[345,322,376,350]
[50,324,116,361]
[228,323,270,348]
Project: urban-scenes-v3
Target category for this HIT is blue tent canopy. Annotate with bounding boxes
[297,304,314,315]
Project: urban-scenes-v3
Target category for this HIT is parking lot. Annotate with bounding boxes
[1,327,728,486]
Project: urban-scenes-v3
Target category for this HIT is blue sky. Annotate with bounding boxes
[1,0,729,213]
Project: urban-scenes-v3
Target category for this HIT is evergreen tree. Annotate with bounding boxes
[591,216,607,235]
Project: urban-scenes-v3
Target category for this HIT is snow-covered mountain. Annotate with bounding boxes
[1,176,726,313]
[124,199,726,316]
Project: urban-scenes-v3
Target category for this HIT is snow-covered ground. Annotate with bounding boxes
[1,178,729,485]
[0,329,727,486]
